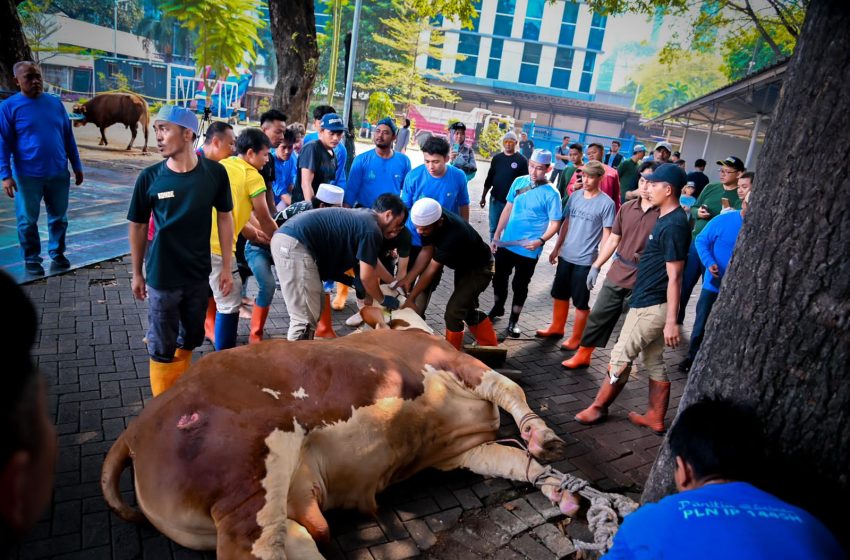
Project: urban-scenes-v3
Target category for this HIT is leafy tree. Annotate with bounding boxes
[623,52,726,118]
[476,121,504,159]
[17,0,59,63]
[1,0,34,91]
[162,0,265,107]
[721,21,795,81]
[364,91,394,123]
[51,0,143,33]
[134,1,196,64]
[366,0,460,107]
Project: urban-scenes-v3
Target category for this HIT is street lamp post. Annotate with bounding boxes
[113,0,128,58]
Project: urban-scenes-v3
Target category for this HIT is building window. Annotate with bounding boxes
[426,14,445,73]
[455,33,480,76]
[579,52,596,92]
[487,38,503,79]
[493,0,515,37]
[522,0,545,40]
[587,12,607,50]
[550,47,574,89]
[559,2,579,45]
[132,66,142,81]
[519,43,541,85]
[426,57,441,71]
[107,62,119,76]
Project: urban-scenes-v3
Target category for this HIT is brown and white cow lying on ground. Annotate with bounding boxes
[102,330,578,559]
[72,92,149,153]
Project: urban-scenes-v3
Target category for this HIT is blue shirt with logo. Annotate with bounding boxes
[272,151,298,205]
[344,149,411,208]
[501,176,562,259]
[604,482,844,560]
[401,164,470,246]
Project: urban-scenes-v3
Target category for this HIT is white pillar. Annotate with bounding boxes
[745,114,763,169]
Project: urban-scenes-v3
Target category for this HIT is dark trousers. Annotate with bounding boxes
[550,258,592,310]
[678,240,705,323]
[581,278,632,348]
[492,247,539,310]
[445,263,494,331]
[146,281,209,362]
[687,288,719,362]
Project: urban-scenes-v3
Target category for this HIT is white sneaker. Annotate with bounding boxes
[345,310,364,327]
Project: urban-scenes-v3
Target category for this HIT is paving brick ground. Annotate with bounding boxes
[11,171,698,559]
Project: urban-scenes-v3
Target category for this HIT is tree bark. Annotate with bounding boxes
[268,0,319,124]
[1,0,33,91]
[642,0,850,550]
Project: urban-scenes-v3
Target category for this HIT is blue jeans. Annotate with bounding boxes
[244,241,277,308]
[146,281,208,362]
[488,197,507,240]
[14,171,71,263]
[678,240,705,324]
[688,288,718,362]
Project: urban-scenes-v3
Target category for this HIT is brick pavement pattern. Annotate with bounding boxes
[13,189,697,559]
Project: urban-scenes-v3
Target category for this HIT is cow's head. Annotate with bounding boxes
[359,285,434,334]
[71,103,87,127]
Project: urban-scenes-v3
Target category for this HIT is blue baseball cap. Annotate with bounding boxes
[320,113,345,132]
[154,105,198,134]
[376,117,398,134]
[644,163,688,190]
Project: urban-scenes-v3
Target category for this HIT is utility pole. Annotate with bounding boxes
[341,0,362,127]
[326,0,343,104]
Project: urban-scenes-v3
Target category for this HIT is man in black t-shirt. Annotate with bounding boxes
[400,198,498,350]
[127,105,234,396]
[575,163,690,435]
[296,112,344,202]
[271,194,408,340]
[480,131,528,239]
[686,158,710,198]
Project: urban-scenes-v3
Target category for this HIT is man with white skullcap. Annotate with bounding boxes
[400,198,498,349]
[489,148,562,338]
[127,104,234,396]
[480,131,529,240]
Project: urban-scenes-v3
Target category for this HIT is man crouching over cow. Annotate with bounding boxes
[271,194,408,340]
[127,105,234,396]
[399,198,499,350]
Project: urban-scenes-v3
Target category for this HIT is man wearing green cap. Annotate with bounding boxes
[127,105,234,397]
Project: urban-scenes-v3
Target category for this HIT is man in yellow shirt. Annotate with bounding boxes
[210,128,278,349]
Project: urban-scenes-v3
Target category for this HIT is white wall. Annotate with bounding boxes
[680,129,764,180]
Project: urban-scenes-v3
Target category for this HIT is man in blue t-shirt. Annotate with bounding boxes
[604,398,844,560]
[270,128,298,207]
[489,149,563,338]
[345,116,411,209]
[401,135,470,313]
[575,163,690,434]
[0,61,84,276]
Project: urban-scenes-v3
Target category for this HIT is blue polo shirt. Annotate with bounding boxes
[695,209,743,294]
[500,176,562,259]
[0,92,83,179]
[272,151,298,205]
[344,149,411,208]
[401,164,470,246]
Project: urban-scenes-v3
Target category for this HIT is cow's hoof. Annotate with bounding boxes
[525,426,567,463]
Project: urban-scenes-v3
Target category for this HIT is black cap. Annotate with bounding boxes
[645,163,688,190]
[448,121,466,131]
[716,156,745,171]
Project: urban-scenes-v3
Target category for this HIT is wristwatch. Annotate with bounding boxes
[538,237,546,245]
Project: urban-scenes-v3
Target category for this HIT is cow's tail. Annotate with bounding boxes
[100,432,145,522]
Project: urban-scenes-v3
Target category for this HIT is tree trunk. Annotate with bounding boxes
[642,0,850,550]
[0,0,33,91]
[268,0,319,124]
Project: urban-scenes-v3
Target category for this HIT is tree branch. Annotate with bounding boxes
[765,0,800,37]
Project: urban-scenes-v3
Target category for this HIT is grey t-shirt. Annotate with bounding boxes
[559,189,616,265]
[395,127,410,151]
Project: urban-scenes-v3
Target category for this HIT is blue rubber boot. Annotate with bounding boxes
[214,312,239,351]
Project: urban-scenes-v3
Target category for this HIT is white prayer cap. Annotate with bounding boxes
[530,149,552,165]
[316,183,344,205]
[410,197,442,226]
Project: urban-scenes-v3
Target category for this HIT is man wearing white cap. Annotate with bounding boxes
[490,148,563,338]
[245,183,344,342]
[653,141,672,163]
[480,131,528,240]
[271,194,408,340]
[127,104,234,396]
[400,198,498,349]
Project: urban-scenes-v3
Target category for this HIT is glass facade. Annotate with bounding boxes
[559,2,579,45]
[493,0,515,37]
[456,34,481,76]
[487,38,503,79]
[580,52,596,92]
[588,13,607,51]
[551,47,574,89]
[519,43,541,84]
[522,0,545,40]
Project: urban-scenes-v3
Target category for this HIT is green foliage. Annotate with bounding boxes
[477,121,504,159]
[135,1,197,64]
[625,52,726,118]
[97,70,130,92]
[408,0,478,28]
[257,97,271,116]
[50,0,143,32]
[18,0,59,63]
[365,92,395,122]
[161,0,265,105]
[149,101,164,116]
[365,0,460,106]
[722,22,795,81]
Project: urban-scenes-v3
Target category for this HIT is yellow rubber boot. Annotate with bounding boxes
[149,358,188,397]
[175,348,193,369]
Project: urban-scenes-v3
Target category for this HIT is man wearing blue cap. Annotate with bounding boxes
[297,111,345,202]
[345,117,411,209]
[0,61,84,276]
[303,105,348,191]
[575,163,690,435]
[127,104,234,396]
[489,148,563,338]
[618,143,647,203]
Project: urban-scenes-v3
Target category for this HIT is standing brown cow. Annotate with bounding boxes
[72,92,149,153]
